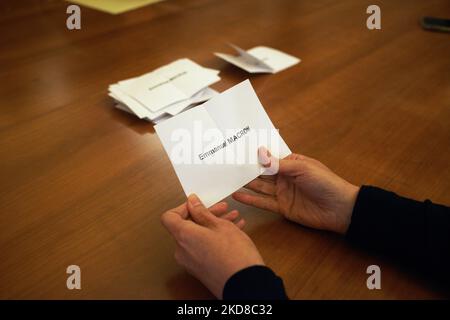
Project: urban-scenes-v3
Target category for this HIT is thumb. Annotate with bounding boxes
[161,210,186,240]
[187,194,219,228]
[258,146,305,177]
[258,146,279,175]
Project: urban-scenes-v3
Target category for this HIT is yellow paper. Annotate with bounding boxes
[66,0,165,15]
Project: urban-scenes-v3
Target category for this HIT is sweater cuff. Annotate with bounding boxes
[223,265,288,300]
[346,185,426,261]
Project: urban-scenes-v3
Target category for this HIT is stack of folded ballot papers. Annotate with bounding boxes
[109,59,220,123]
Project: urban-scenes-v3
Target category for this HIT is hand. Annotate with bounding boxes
[161,194,264,299]
[233,147,360,235]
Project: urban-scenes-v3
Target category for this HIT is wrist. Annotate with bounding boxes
[336,184,360,235]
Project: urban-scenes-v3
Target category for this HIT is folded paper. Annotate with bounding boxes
[108,59,220,123]
[215,44,300,74]
[155,80,291,207]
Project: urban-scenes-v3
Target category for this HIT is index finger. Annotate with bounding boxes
[162,210,208,244]
[167,202,189,219]
[161,210,185,238]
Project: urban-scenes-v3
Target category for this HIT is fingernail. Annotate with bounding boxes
[188,194,201,206]
[258,147,271,166]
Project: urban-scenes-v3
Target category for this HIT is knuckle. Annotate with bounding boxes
[176,224,191,243]
[220,219,235,230]
[160,211,170,225]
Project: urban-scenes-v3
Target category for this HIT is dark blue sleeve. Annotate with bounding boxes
[223,265,288,300]
[224,186,450,299]
[346,185,450,285]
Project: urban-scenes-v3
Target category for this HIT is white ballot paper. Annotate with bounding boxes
[118,59,220,112]
[155,80,291,207]
[111,86,218,121]
[108,59,220,122]
[215,44,300,74]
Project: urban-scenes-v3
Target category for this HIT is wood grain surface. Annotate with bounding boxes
[0,0,449,299]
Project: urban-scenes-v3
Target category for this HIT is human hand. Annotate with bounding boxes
[233,147,359,235]
[161,194,264,299]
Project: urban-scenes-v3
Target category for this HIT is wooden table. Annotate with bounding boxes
[1,0,449,299]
